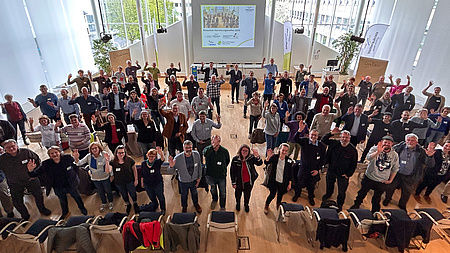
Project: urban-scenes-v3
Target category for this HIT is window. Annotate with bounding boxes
[322,35,327,44]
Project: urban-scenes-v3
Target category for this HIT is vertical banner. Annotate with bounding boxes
[283,21,293,71]
[152,18,159,66]
[360,24,389,57]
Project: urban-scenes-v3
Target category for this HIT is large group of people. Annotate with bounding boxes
[0,58,449,232]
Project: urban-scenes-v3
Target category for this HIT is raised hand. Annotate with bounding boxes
[252,149,259,157]
[243,93,248,99]
[71,93,77,100]
[168,156,175,167]
[347,106,354,115]
[266,148,273,159]
[55,120,62,128]
[331,127,341,135]
[135,60,139,65]
[29,117,34,125]
[264,100,269,108]
[426,142,437,157]
[72,149,80,161]
[285,111,290,119]
[429,80,434,87]
[377,141,383,154]
[103,152,111,161]
[27,159,37,172]
[438,116,443,122]
[298,120,305,132]
[68,74,72,78]
[406,75,410,80]
[207,97,211,103]
[91,114,97,123]
[333,102,340,109]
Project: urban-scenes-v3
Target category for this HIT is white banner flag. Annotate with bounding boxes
[153,18,159,66]
[283,21,293,71]
[360,24,389,57]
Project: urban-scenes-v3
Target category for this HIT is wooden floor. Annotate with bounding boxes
[2,88,450,253]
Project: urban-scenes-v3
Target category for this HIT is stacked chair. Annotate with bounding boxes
[206,211,238,253]
[164,212,200,252]
[313,208,351,252]
[276,202,313,245]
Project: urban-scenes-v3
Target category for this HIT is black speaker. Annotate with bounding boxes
[350,35,365,43]
[157,27,167,33]
[295,27,304,34]
[101,34,112,43]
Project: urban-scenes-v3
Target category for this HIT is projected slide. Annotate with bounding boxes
[201,5,256,48]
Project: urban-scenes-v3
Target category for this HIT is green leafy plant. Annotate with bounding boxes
[92,39,118,75]
[332,32,362,75]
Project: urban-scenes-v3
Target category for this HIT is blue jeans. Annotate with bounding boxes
[144,181,166,211]
[265,133,278,152]
[93,179,114,204]
[206,176,226,208]
[179,181,199,208]
[151,110,165,130]
[427,130,445,145]
[54,186,87,215]
[115,182,137,204]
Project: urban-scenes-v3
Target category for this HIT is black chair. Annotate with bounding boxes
[313,208,350,251]
[347,209,387,248]
[169,212,197,224]
[134,211,163,223]
[412,208,450,244]
[0,217,28,240]
[206,211,238,252]
[276,202,313,244]
[64,215,95,227]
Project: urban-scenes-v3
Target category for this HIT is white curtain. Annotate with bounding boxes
[26,0,94,87]
[409,0,450,101]
[374,0,435,79]
[369,0,395,25]
[0,0,47,105]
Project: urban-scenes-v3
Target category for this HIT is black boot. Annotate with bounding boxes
[126,204,132,214]
[133,202,140,214]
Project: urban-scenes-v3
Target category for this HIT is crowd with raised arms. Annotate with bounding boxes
[0,58,449,226]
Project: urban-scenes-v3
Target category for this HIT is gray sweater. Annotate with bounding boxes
[263,110,280,136]
[410,116,440,139]
[365,146,399,182]
[172,151,202,183]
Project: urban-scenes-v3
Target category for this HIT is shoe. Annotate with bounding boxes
[349,204,360,210]
[308,198,315,206]
[108,202,114,211]
[126,204,132,214]
[59,211,71,221]
[441,194,448,204]
[24,139,30,145]
[248,134,251,139]
[22,215,30,221]
[244,205,249,213]
[182,206,187,213]
[220,207,226,211]
[424,196,432,204]
[194,204,202,213]
[264,204,269,215]
[100,204,107,212]
[40,208,52,216]
[236,101,239,104]
[236,203,241,211]
[7,212,14,218]
[382,199,390,206]
[133,203,140,214]
[81,208,88,216]
[232,100,234,104]
[292,195,299,202]
[210,201,217,209]
[414,195,422,203]
[243,114,247,119]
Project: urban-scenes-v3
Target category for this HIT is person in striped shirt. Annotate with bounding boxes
[55,114,91,158]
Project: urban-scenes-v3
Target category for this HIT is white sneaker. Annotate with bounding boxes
[108,202,114,211]
[100,204,107,212]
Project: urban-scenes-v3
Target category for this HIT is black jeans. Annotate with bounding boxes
[384,173,415,210]
[294,175,319,200]
[231,83,240,101]
[108,142,122,154]
[144,181,165,210]
[361,138,377,162]
[235,182,253,206]
[116,182,138,204]
[353,176,387,212]
[10,119,27,141]
[243,96,250,115]
[211,97,220,115]
[196,139,211,163]
[249,115,260,134]
[10,178,47,219]
[168,136,183,157]
[112,109,126,124]
[263,94,273,104]
[350,136,358,147]
[322,172,349,207]
[180,181,199,208]
[415,174,445,197]
[266,181,288,206]
[54,186,87,215]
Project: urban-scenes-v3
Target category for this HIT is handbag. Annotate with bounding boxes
[250,129,265,144]
[262,163,273,188]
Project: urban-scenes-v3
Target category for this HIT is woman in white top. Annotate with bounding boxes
[29,115,60,148]
[263,101,281,152]
[73,142,114,212]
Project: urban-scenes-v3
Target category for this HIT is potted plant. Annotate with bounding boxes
[92,39,118,75]
[332,32,362,76]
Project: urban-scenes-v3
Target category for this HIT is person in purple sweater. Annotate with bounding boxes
[285,111,308,160]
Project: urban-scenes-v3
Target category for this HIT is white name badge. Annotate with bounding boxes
[350,102,354,104]
[405,128,410,131]
[444,122,448,124]
[384,128,389,131]
[21,159,28,164]
[271,119,275,122]
[217,161,222,165]
[121,99,124,101]
[194,163,198,167]
[401,160,407,164]
[147,126,151,129]
[116,168,121,172]
[325,120,329,123]
[436,100,440,103]
[66,166,72,171]
[78,133,82,135]
[47,98,52,101]
[205,128,210,130]
[362,124,365,126]
[150,169,155,173]
[181,124,184,126]
[87,102,92,105]
[316,156,321,160]
[406,101,410,103]
[116,129,120,131]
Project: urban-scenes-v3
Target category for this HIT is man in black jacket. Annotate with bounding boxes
[241,71,259,118]
[321,129,358,210]
[391,86,415,120]
[341,104,369,146]
[182,75,200,102]
[225,64,242,104]
[390,110,427,143]
[361,112,394,162]
[383,133,435,210]
[201,62,218,83]
[292,129,326,205]
[105,84,127,124]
